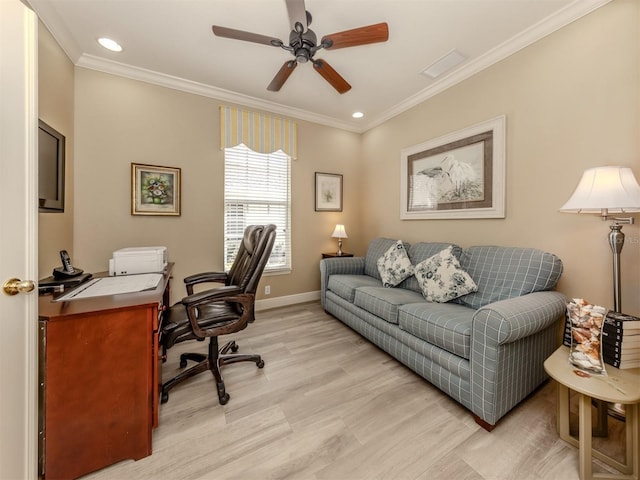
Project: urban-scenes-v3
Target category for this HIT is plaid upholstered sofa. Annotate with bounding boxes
[320,237,565,430]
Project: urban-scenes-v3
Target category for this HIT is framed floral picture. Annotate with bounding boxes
[315,172,343,212]
[131,163,181,216]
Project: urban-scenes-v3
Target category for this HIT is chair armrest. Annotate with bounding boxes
[180,285,243,307]
[180,285,253,338]
[472,291,567,345]
[183,271,228,294]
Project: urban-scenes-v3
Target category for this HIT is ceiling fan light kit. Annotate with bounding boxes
[211,0,389,94]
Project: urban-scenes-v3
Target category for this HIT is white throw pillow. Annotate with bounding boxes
[414,246,478,302]
[376,240,415,288]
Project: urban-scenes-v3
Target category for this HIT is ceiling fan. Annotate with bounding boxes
[211,0,389,94]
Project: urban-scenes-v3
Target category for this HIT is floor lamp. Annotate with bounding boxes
[560,166,640,422]
[560,166,640,312]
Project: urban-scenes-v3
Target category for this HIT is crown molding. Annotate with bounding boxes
[37,0,612,135]
[27,0,83,62]
[76,54,361,133]
[361,0,613,132]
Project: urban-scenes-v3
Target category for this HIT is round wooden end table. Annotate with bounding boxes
[544,346,640,480]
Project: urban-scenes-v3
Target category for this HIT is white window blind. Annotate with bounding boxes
[224,144,291,273]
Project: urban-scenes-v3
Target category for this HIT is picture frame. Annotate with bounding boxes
[131,163,181,216]
[38,119,66,212]
[400,115,506,220]
[315,172,343,212]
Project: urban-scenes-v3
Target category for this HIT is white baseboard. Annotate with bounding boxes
[255,290,320,311]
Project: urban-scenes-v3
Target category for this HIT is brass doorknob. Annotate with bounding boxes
[3,278,36,296]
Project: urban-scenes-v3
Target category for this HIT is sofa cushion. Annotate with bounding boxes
[398,302,475,358]
[327,274,381,303]
[409,242,463,265]
[364,238,400,279]
[414,246,477,303]
[376,240,415,287]
[455,246,563,310]
[354,286,424,324]
[402,242,463,294]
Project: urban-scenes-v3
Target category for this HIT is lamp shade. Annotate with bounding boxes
[560,166,640,214]
[331,224,348,239]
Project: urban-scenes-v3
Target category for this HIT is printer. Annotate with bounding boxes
[109,246,168,276]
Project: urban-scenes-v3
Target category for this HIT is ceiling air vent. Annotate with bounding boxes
[422,49,467,79]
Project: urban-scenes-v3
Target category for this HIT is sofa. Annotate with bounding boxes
[320,237,565,430]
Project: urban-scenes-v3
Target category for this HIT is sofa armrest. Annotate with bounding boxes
[470,291,566,426]
[319,257,365,307]
[472,291,567,345]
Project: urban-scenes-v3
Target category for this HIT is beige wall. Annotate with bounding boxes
[38,22,74,278]
[40,0,639,315]
[360,0,640,315]
[72,69,362,303]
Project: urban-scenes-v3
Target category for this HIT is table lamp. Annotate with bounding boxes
[332,224,348,256]
[560,166,640,313]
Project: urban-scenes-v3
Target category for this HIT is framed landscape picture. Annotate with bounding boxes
[131,163,181,216]
[315,172,343,212]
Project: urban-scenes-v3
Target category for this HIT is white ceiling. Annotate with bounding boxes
[29,0,611,133]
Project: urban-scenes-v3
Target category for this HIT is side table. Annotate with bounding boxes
[544,346,640,480]
[322,252,354,258]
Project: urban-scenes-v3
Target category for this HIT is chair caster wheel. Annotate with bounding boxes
[219,393,230,405]
[161,391,169,404]
[231,343,239,353]
[257,359,265,368]
[179,359,187,368]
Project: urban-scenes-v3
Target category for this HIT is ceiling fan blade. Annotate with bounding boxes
[322,22,389,50]
[313,59,351,94]
[267,61,298,92]
[285,0,307,33]
[212,25,282,47]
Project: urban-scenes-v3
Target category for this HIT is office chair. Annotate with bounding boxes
[160,224,276,405]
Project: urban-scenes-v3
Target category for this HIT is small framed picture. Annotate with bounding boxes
[131,163,181,216]
[315,172,343,212]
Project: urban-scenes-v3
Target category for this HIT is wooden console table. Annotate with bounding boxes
[38,264,173,479]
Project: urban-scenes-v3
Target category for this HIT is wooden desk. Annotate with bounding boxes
[544,346,640,480]
[38,264,173,480]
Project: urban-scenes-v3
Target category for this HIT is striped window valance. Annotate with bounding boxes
[220,106,298,159]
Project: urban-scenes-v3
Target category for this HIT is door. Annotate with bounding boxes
[0,1,39,479]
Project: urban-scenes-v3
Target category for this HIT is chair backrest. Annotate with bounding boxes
[226,224,277,294]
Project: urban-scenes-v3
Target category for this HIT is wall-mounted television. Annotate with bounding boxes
[38,119,65,212]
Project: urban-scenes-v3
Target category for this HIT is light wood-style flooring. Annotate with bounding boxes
[84,301,628,480]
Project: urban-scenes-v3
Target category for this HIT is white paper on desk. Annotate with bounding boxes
[54,273,163,301]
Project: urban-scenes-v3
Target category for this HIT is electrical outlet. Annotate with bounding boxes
[264,285,271,295]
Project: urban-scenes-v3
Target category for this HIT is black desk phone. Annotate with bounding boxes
[53,250,84,279]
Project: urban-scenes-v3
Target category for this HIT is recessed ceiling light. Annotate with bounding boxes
[352,112,364,119]
[98,37,123,52]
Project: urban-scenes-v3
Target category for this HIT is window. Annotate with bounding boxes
[224,144,291,273]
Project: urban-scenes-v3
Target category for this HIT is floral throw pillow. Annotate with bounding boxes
[414,246,478,302]
[376,240,415,288]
